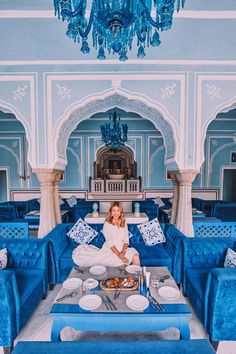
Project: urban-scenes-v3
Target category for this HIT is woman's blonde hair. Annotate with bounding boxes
[105,201,126,227]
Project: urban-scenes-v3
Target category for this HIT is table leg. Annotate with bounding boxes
[179,317,190,340]
[51,318,62,341]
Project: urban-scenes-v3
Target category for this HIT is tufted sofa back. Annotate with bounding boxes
[0,238,48,270]
[66,223,146,248]
[183,237,235,270]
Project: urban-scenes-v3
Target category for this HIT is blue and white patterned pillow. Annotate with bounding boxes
[137,218,166,246]
[67,218,98,244]
[0,248,7,270]
[66,195,77,208]
[224,248,236,268]
[153,197,165,207]
[128,231,133,239]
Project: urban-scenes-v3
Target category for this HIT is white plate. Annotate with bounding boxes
[89,265,107,275]
[83,278,99,289]
[125,265,142,274]
[79,294,102,310]
[126,295,149,311]
[62,277,83,290]
[158,286,180,301]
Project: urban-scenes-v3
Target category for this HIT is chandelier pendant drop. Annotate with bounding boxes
[54,0,186,61]
[100,111,128,152]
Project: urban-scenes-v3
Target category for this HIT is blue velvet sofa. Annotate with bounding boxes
[212,203,236,221]
[12,340,216,354]
[132,199,159,220]
[0,199,40,222]
[45,223,173,285]
[182,237,236,343]
[164,223,236,285]
[0,238,49,352]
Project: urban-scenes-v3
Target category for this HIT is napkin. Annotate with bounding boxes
[145,272,151,288]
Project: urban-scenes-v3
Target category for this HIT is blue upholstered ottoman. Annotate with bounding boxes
[12,340,216,354]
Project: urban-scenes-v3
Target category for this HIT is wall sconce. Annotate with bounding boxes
[20,166,30,180]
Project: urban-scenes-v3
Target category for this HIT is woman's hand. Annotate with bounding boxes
[119,251,126,258]
[120,256,129,264]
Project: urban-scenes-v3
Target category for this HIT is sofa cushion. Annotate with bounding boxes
[185,268,210,322]
[0,247,7,269]
[8,268,45,306]
[224,248,236,268]
[67,218,98,244]
[134,244,172,270]
[185,268,210,302]
[137,218,166,246]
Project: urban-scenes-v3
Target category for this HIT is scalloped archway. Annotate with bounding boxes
[54,91,179,169]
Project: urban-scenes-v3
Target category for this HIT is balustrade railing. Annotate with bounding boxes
[90,178,141,193]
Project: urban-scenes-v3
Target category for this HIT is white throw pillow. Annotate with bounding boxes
[67,218,98,244]
[0,248,7,270]
[66,195,77,208]
[59,195,65,206]
[224,248,236,268]
[137,218,166,246]
[153,197,165,207]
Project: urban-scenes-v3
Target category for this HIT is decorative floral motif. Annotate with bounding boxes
[13,85,27,101]
[56,84,71,100]
[73,140,80,148]
[67,218,98,244]
[161,84,176,99]
[211,139,218,146]
[137,218,166,246]
[150,138,159,146]
[206,84,221,100]
[11,141,18,148]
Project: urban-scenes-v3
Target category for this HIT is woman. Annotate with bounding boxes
[72,202,140,267]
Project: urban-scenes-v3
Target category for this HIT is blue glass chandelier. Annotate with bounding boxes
[54,0,186,61]
[100,111,128,151]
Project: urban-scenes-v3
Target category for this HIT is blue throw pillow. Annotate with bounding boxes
[137,217,166,246]
[0,248,7,270]
[224,248,236,268]
[67,218,98,244]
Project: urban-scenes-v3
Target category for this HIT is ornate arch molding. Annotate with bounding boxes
[55,91,178,168]
[0,99,33,165]
[199,96,236,167]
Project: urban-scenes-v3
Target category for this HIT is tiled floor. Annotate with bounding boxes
[1,285,236,354]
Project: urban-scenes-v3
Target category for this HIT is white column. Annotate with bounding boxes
[34,169,63,238]
[169,171,178,225]
[54,171,63,224]
[175,169,198,237]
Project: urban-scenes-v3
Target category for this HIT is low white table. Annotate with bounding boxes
[84,212,149,224]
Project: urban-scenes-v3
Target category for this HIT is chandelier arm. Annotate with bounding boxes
[138,0,160,29]
[136,28,146,43]
[78,8,94,38]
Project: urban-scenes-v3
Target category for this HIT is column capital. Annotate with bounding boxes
[33,168,63,184]
[173,169,199,185]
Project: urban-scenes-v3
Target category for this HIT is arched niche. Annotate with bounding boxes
[94,145,136,179]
